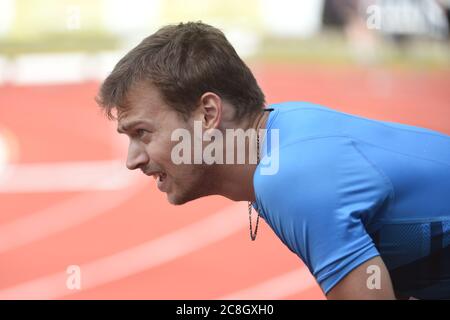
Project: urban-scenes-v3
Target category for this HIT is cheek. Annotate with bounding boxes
[169,164,201,187]
[145,137,174,166]
[157,123,194,176]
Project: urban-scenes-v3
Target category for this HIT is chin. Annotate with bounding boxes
[166,189,202,206]
[166,192,189,205]
[167,195,186,205]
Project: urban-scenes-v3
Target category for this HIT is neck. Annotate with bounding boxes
[213,109,271,202]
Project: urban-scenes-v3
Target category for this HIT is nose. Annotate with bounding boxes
[126,140,149,170]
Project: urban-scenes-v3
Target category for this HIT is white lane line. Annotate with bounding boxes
[0,202,248,299]
[218,267,318,300]
[0,185,141,254]
[0,160,136,193]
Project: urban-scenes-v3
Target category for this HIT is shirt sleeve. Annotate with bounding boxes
[254,136,393,294]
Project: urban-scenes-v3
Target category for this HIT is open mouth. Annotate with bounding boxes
[156,172,168,192]
[156,172,167,183]
[145,170,169,191]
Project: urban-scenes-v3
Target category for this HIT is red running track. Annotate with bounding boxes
[0,64,448,299]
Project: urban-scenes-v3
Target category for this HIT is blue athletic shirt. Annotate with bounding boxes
[252,102,450,299]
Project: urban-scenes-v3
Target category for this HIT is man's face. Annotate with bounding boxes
[117,82,210,205]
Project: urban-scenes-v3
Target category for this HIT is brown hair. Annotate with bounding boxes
[96,21,266,121]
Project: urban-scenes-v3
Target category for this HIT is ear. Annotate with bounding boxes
[198,92,222,131]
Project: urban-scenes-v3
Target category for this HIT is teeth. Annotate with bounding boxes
[149,172,166,182]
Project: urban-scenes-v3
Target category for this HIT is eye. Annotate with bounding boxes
[136,128,149,138]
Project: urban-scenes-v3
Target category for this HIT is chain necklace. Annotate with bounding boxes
[248,108,273,241]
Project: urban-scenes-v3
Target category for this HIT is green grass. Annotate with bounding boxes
[251,31,450,70]
[0,31,120,57]
[1,29,449,71]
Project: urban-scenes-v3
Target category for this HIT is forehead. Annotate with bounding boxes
[117,82,169,126]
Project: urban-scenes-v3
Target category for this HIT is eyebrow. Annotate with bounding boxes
[117,120,149,134]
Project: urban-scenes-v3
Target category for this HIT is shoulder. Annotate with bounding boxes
[254,136,392,217]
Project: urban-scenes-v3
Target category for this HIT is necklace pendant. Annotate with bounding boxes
[248,201,260,241]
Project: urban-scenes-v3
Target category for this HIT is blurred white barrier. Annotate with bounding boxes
[0,0,15,36]
[260,0,325,37]
[0,51,126,85]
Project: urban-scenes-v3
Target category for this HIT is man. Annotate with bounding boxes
[96,22,450,299]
